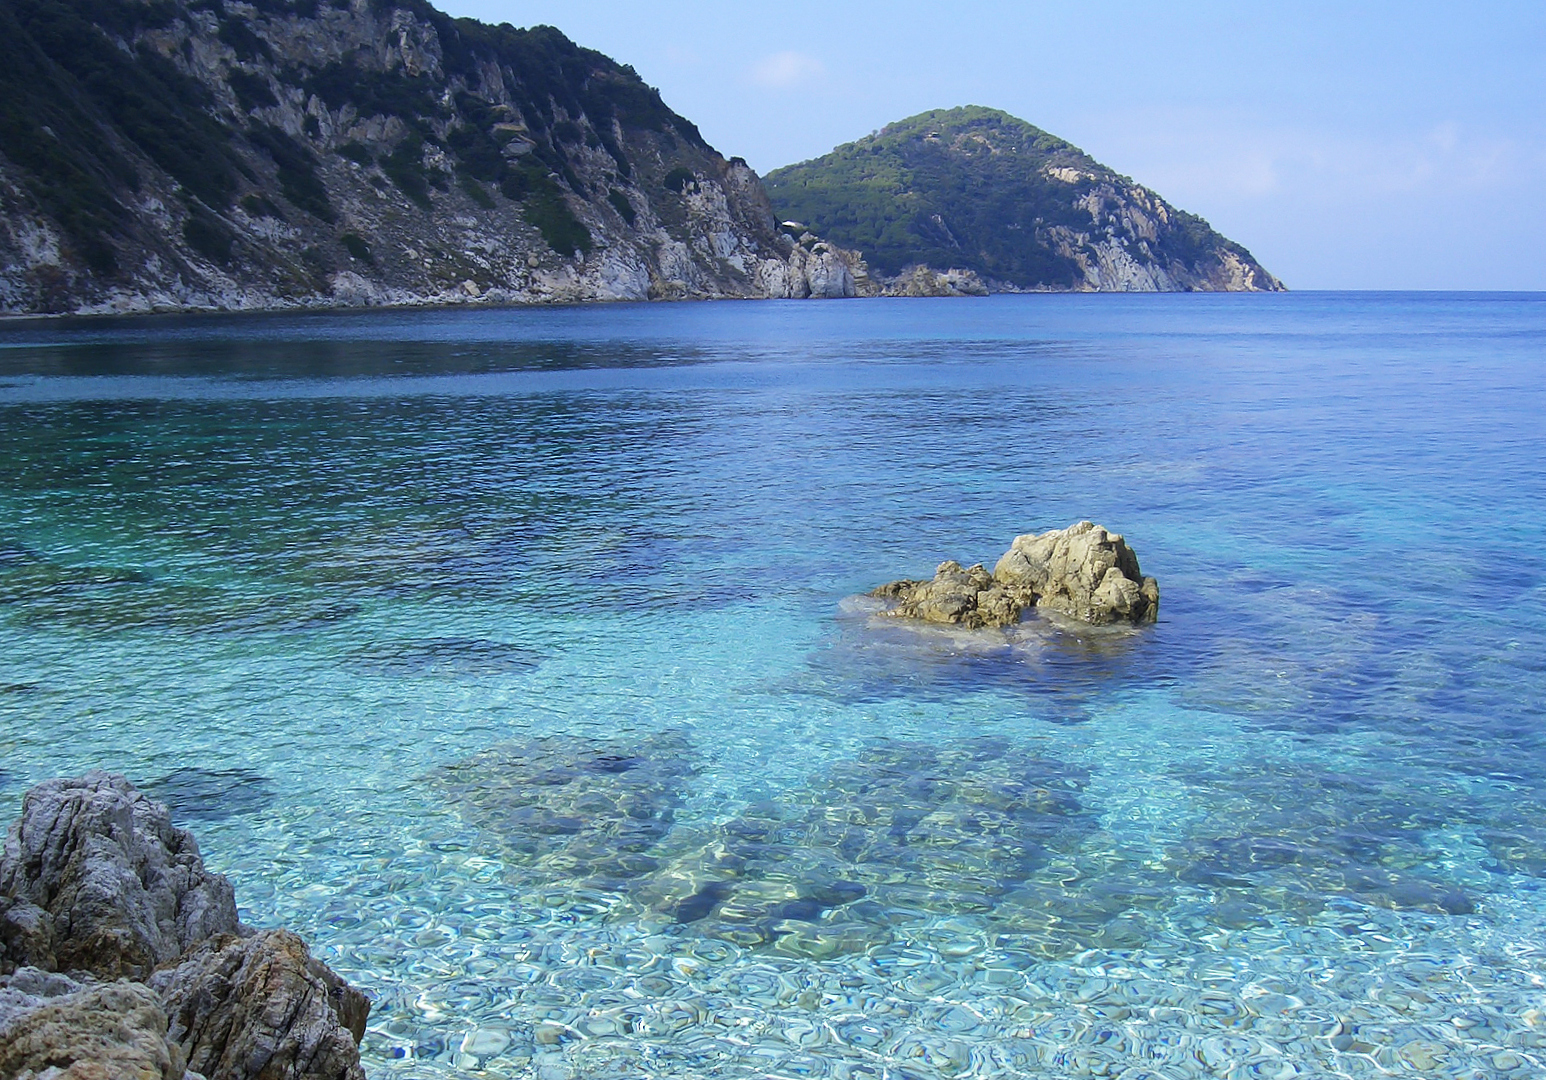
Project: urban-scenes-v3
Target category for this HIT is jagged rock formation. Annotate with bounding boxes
[0,0,868,315]
[0,772,239,980]
[765,106,1284,294]
[872,521,1160,627]
[153,931,369,1080]
[0,772,367,1080]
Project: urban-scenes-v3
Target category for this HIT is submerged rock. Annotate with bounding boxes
[638,739,1102,955]
[347,637,543,677]
[433,731,697,893]
[1167,758,1479,921]
[874,521,1159,627]
[144,767,276,824]
[0,773,369,1080]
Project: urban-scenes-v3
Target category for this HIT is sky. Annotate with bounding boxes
[435,1,1546,290]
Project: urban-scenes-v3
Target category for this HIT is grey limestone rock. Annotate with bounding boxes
[152,930,369,1080]
[882,265,990,297]
[0,896,55,975]
[0,773,369,1080]
[873,521,1159,628]
[0,771,239,980]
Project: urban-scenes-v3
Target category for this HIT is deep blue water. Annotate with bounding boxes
[1,293,1544,1079]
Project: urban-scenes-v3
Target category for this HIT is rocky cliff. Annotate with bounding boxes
[765,106,1284,294]
[0,0,868,316]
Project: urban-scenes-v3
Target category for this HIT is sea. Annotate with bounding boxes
[1,292,1543,1079]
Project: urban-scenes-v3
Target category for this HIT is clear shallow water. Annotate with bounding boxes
[1,293,1544,1079]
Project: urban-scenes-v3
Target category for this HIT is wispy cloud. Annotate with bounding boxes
[748,51,825,89]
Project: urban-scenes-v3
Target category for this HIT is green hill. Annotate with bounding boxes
[764,106,1282,292]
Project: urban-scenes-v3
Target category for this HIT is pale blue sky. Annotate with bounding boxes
[438,1,1546,290]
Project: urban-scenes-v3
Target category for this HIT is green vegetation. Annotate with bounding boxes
[336,141,373,166]
[249,124,331,220]
[381,131,432,208]
[0,0,720,277]
[460,176,495,209]
[340,232,372,263]
[663,166,694,193]
[227,69,277,111]
[764,105,1255,289]
[1,0,246,226]
[607,188,635,226]
[182,209,233,263]
[240,193,283,219]
[523,190,591,257]
[305,59,441,121]
[217,16,270,62]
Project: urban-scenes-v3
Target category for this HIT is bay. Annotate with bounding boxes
[1,292,1543,1078]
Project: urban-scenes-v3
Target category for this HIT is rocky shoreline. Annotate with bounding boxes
[0,772,367,1080]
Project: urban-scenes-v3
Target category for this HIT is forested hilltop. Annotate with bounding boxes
[0,0,867,315]
[765,107,1283,293]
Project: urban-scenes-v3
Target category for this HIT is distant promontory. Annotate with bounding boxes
[765,106,1284,294]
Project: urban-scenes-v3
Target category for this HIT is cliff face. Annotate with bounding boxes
[765,106,1284,294]
[0,0,866,316]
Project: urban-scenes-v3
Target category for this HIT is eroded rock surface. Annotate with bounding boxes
[0,773,368,1080]
[874,521,1159,628]
[882,265,990,297]
[0,975,183,1080]
[153,931,369,1080]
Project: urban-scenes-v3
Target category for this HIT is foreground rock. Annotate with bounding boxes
[0,975,180,1080]
[0,772,367,1080]
[873,521,1159,627]
[154,931,368,1080]
[0,773,238,980]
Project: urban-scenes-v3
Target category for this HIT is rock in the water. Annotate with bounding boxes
[994,521,1159,625]
[871,560,1022,629]
[883,265,990,297]
[433,731,696,894]
[0,975,184,1080]
[144,767,276,824]
[153,930,369,1080]
[0,771,239,980]
[635,738,1100,956]
[873,521,1158,627]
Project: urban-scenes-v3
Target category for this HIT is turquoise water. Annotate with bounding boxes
[1,293,1544,1079]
